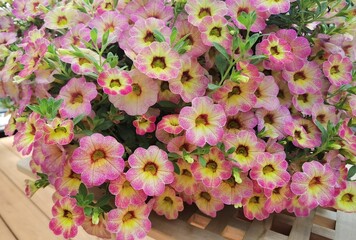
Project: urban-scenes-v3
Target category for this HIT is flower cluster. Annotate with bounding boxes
[1,0,356,239]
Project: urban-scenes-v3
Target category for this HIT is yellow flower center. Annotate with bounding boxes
[181,71,192,83]
[264,114,274,124]
[206,160,218,172]
[57,16,68,27]
[110,78,122,88]
[309,176,321,187]
[249,196,260,204]
[225,176,236,188]
[293,71,306,81]
[195,114,209,126]
[123,211,135,222]
[70,93,83,104]
[209,27,222,37]
[63,209,73,220]
[330,65,340,75]
[144,31,155,43]
[236,145,248,157]
[262,164,275,174]
[92,150,106,162]
[341,193,353,203]
[78,57,91,65]
[144,162,158,175]
[151,56,167,69]
[181,169,192,177]
[198,8,211,19]
[270,45,280,55]
[227,119,241,129]
[200,191,211,201]
[54,126,67,134]
[228,86,242,98]
[132,83,142,96]
[297,93,309,103]
[163,196,173,205]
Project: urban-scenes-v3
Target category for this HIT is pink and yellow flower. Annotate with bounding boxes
[133,114,156,135]
[54,163,81,197]
[292,91,323,115]
[167,136,197,156]
[97,68,133,95]
[291,161,337,208]
[212,173,253,205]
[264,184,292,213]
[286,194,314,217]
[224,111,258,135]
[193,184,224,217]
[250,153,290,190]
[171,159,198,195]
[126,146,174,196]
[152,186,184,220]
[130,0,173,23]
[70,133,125,187]
[43,118,74,145]
[44,7,79,30]
[135,42,182,81]
[41,143,66,176]
[107,204,151,240]
[323,54,352,86]
[242,183,269,220]
[223,130,266,172]
[311,104,338,128]
[179,96,226,147]
[212,80,258,116]
[256,0,290,14]
[198,15,232,50]
[169,56,209,103]
[254,75,280,111]
[58,77,98,119]
[185,0,228,27]
[191,147,232,188]
[109,174,147,209]
[109,69,159,116]
[156,114,183,135]
[334,181,356,212]
[282,61,322,95]
[59,48,101,75]
[49,197,85,239]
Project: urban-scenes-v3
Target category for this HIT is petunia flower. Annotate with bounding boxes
[97,68,133,95]
[167,136,197,156]
[282,61,323,95]
[41,143,67,176]
[171,159,198,195]
[133,114,156,135]
[334,181,356,212]
[226,0,269,32]
[311,104,338,128]
[70,133,125,187]
[54,163,81,197]
[212,173,253,205]
[169,56,209,103]
[129,17,171,54]
[156,114,183,135]
[135,42,182,81]
[59,48,101,75]
[323,54,352,86]
[255,0,290,14]
[292,91,324,115]
[255,106,292,140]
[109,174,147,209]
[59,24,91,48]
[242,182,269,220]
[198,15,232,50]
[185,0,228,27]
[130,0,173,23]
[223,130,266,172]
[43,118,74,145]
[193,183,224,217]
[107,204,151,240]
[212,80,258,116]
[224,111,258,135]
[58,77,98,119]
[126,145,174,196]
[157,81,181,104]
[250,153,290,190]
[274,73,293,107]
[264,184,292,213]
[254,75,280,111]
[49,197,85,239]
[191,147,232,188]
[179,96,226,147]
[13,112,45,156]
[44,7,79,30]
[290,161,337,208]
[286,194,314,217]
[152,186,184,220]
[109,69,159,116]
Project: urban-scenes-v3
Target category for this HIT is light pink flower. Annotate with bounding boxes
[97,68,133,95]
[152,186,184,220]
[254,75,280,110]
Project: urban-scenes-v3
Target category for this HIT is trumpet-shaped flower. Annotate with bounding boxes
[70,133,125,187]
[334,181,356,212]
[212,80,258,116]
[282,61,322,95]
[59,48,101,75]
[311,104,338,128]
[255,0,290,14]
[130,0,173,23]
[107,204,151,240]
[291,161,337,208]
[264,184,292,213]
[109,69,159,116]
[44,7,79,30]
[43,118,74,145]
[224,111,258,135]
[224,130,266,172]
[167,136,197,156]
[97,68,133,95]
[194,184,224,217]
[109,174,147,209]
[41,143,66,176]
[242,183,269,220]
[185,0,228,27]
[49,197,85,239]
[212,173,253,205]
[191,147,232,188]
[59,24,90,48]
[292,92,323,115]
[171,159,198,195]
[286,194,314,217]
[179,96,226,147]
[198,15,232,50]
[169,57,209,103]
[58,77,98,119]
[126,146,174,196]
[250,153,290,190]
[135,42,182,81]
[156,114,183,135]
[152,186,184,220]
[54,163,82,197]
[133,114,156,135]
[323,54,352,86]
[254,75,280,111]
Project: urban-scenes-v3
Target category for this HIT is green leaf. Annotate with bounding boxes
[153,29,166,42]
[215,53,228,77]
[168,152,181,160]
[73,114,85,125]
[247,33,260,49]
[315,120,328,143]
[170,27,178,45]
[172,161,180,175]
[227,147,236,155]
[96,195,112,207]
[207,83,221,90]
[90,28,98,44]
[173,33,191,52]
[102,30,110,47]
[212,42,229,60]
[198,155,207,166]
[84,207,93,216]
[79,183,87,196]
[347,165,356,180]
[53,74,70,81]
[157,101,178,108]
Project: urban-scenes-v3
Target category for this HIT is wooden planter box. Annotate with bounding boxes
[17,157,355,240]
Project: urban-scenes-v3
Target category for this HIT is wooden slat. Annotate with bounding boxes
[0,215,17,240]
[311,224,335,239]
[243,215,273,240]
[288,210,315,240]
[334,211,355,240]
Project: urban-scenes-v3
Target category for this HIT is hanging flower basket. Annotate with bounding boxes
[1,0,355,239]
